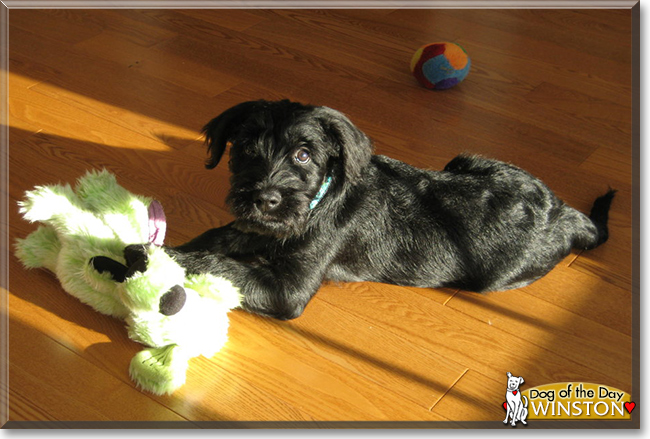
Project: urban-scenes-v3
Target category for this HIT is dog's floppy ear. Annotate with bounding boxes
[519,377,525,385]
[316,107,373,184]
[507,372,513,378]
[203,100,263,170]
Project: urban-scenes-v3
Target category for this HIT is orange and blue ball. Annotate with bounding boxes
[410,42,471,90]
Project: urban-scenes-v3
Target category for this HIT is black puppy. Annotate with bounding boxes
[164,100,615,320]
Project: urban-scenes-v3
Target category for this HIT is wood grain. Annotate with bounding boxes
[6,8,634,424]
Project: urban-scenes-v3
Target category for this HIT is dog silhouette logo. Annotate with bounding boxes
[503,372,528,426]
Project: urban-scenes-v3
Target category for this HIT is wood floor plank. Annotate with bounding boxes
[26,9,177,47]
[9,9,103,45]
[158,32,373,101]
[243,10,415,85]
[331,9,399,19]
[460,74,630,154]
[520,266,632,336]
[7,74,42,143]
[8,77,174,151]
[526,81,631,143]
[126,9,374,100]
[317,281,631,393]
[570,247,632,292]
[445,286,632,392]
[573,8,633,35]
[428,370,505,421]
[441,9,632,64]
[579,146,632,187]
[176,8,269,32]
[74,31,242,98]
[260,9,425,53]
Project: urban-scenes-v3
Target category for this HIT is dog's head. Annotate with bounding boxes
[202,100,373,238]
[506,372,524,391]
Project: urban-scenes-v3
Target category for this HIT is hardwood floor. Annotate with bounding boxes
[5,8,635,425]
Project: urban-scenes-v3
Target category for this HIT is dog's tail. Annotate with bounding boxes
[587,189,617,248]
[522,395,528,408]
[572,189,617,250]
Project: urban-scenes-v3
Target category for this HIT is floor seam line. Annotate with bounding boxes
[429,368,470,412]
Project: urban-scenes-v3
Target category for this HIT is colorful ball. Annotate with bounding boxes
[410,42,471,90]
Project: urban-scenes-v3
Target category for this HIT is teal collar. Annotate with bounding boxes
[309,176,333,210]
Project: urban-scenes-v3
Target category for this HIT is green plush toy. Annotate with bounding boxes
[15,170,241,395]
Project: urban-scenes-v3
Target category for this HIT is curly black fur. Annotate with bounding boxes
[166,100,615,320]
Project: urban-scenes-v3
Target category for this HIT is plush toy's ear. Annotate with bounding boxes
[203,100,266,170]
[91,256,128,283]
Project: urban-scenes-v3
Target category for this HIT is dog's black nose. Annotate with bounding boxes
[254,189,282,213]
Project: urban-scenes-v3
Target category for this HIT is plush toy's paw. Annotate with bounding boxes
[129,345,190,395]
[14,225,61,270]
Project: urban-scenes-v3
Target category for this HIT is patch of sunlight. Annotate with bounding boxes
[9,72,198,152]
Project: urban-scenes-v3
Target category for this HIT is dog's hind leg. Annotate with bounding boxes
[520,406,528,425]
[569,190,616,250]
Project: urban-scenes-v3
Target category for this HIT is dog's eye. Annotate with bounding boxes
[294,148,311,164]
[243,144,255,156]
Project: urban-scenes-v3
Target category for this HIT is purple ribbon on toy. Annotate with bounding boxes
[148,200,166,246]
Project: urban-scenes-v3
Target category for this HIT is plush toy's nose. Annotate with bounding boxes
[159,285,186,316]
